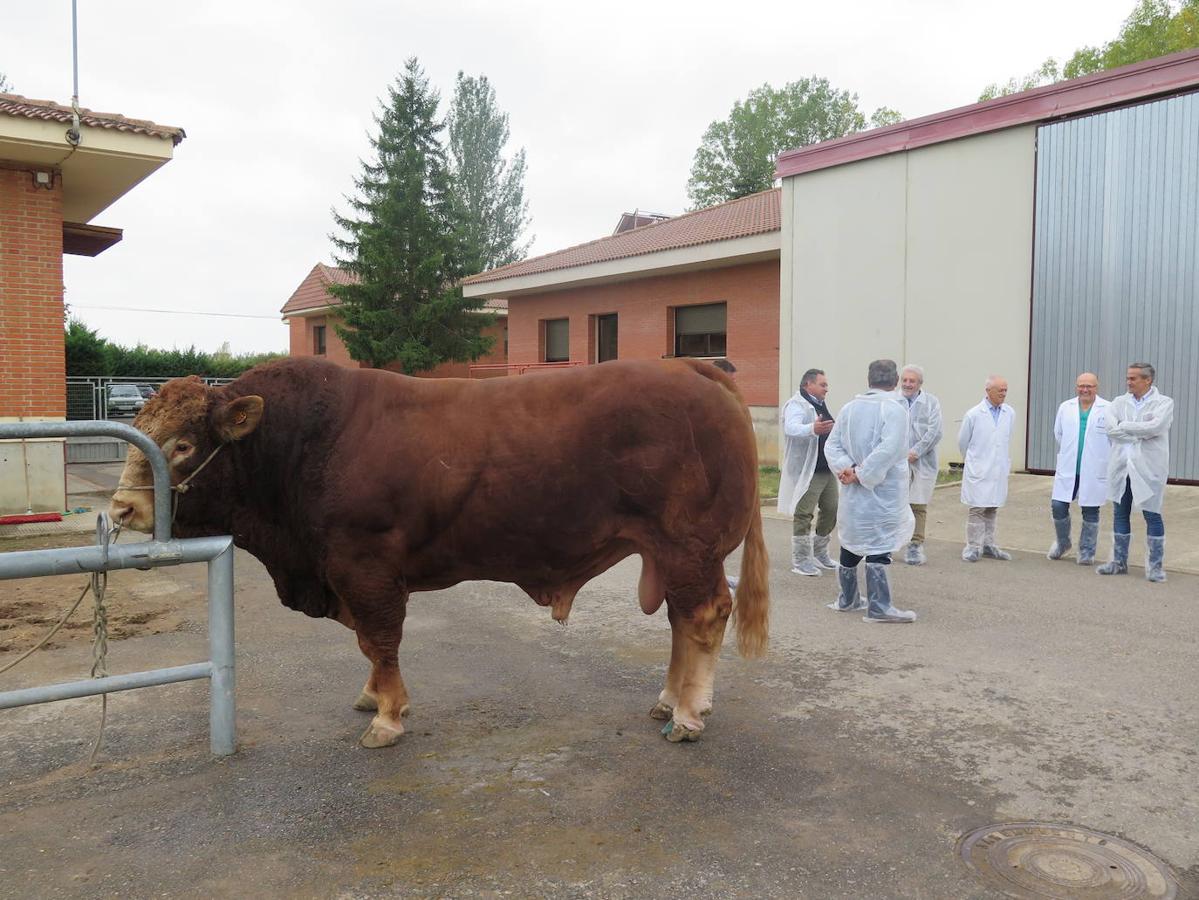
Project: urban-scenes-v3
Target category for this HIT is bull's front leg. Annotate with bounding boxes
[350,601,411,749]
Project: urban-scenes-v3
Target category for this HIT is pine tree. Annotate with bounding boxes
[330,57,494,372]
[447,72,531,275]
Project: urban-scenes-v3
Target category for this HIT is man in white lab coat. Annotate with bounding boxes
[1096,363,1175,582]
[899,365,943,566]
[958,375,1016,562]
[777,368,838,576]
[1047,373,1110,565]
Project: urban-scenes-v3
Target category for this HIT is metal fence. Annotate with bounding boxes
[0,420,237,757]
[66,376,235,422]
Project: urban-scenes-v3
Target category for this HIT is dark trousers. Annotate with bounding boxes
[1052,474,1099,523]
[839,548,891,567]
[1113,477,1164,537]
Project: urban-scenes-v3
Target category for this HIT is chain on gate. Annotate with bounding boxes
[0,513,121,765]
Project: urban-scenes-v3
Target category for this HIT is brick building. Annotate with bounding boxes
[0,94,183,514]
[280,262,508,378]
[462,189,782,462]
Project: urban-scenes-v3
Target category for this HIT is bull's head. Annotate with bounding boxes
[108,376,263,533]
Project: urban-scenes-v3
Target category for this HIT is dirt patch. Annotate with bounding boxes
[0,533,189,654]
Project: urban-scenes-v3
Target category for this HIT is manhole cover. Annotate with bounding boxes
[958,823,1178,899]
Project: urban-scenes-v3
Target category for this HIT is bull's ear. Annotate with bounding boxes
[216,395,264,442]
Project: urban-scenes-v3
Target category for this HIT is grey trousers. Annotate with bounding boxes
[793,469,838,537]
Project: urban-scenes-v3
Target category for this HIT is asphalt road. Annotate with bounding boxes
[0,516,1195,899]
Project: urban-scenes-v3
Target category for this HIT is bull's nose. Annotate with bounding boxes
[108,499,134,524]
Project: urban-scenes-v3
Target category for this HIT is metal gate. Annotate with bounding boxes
[1028,90,1199,479]
[0,421,236,757]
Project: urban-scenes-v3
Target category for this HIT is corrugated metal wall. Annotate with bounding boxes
[1029,90,1199,480]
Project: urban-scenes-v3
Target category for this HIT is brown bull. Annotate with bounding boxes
[109,357,769,748]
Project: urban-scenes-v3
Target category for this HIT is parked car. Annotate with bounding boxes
[107,384,147,416]
[135,384,158,399]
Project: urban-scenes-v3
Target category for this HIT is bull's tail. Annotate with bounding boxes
[732,496,769,658]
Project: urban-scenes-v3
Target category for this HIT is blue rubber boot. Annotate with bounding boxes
[1047,515,1072,560]
[862,562,916,623]
[1096,533,1130,576]
[1076,521,1099,566]
[826,565,865,612]
[1145,536,1167,583]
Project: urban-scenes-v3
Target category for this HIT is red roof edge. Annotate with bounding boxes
[775,48,1199,180]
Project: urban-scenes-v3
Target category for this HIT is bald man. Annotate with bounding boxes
[958,375,1016,562]
[1047,373,1110,565]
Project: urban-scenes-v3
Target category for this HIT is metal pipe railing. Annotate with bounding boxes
[0,422,237,756]
[0,420,172,543]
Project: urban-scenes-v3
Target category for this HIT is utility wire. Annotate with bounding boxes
[70,305,280,320]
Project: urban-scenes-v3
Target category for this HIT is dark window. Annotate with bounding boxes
[544,318,569,362]
[313,325,327,356]
[674,302,726,357]
[596,314,618,363]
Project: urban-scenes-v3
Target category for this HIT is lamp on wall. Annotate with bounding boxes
[32,171,53,189]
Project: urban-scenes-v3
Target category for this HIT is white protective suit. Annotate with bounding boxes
[958,400,1015,507]
[1105,387,1174,514]
[777,391,821,517]
[1051,396,1111,507]
[904,391,943,505]
[824,389,915,555]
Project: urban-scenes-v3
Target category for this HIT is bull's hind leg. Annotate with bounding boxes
[662,578,732,743]
[650,605,686,721]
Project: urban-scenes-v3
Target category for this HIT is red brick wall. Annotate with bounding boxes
[506,259,779,406]
[0,167,66,418]
[289,310,508,377]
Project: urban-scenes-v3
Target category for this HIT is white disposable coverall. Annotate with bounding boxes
[1051,396,1110,507]
[777,392,821,517]
[904,391,943,505]
[958,400,1015,508]
[824,389,914,556]
[1105,387,1174,514]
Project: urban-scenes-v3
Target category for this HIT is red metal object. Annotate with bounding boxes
[469,362,586,378]
[0,512,63,526]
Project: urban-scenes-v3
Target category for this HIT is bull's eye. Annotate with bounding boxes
[174,441,192,455]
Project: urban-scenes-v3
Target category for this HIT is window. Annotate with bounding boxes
[313,325,327,356]
[674,302,726,357]
[595,314,618,363]
[543,318,569,362]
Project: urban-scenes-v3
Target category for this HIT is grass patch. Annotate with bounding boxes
[937,466,962,485]
[759,465,780,501]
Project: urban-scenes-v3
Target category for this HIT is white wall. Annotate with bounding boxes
[780,126,1037,469]
[0,420,66,515]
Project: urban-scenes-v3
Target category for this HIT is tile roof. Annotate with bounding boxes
[0,93,185,145]
[281,263,507,316]
[463,188,780,286]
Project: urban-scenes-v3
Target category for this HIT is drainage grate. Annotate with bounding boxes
[958,823,1178,899]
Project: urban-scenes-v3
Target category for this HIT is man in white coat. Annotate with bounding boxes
[899,365,943,566]
[777,368,838,576]
[823,359,917,623]
[1096,363,1174,582]
[1047,373,1110,565]
[958,375,1016,562]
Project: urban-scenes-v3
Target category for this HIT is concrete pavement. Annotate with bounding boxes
[1,506,1195,897]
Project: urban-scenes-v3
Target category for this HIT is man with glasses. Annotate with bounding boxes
[1047,373,1110,566]
[1097,363,1174,582]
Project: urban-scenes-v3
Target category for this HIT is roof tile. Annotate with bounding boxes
[0,93,185,145]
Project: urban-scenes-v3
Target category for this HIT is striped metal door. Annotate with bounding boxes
[1028,90,1199,480]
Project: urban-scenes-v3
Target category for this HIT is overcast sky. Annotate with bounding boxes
[5,0,1137,355]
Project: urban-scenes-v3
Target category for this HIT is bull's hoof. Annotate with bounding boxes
[360,719,405,749]
[649,701,673,721]
[664,718,704,743]
[352,691,378,711]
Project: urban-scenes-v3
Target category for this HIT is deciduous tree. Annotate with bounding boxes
[448,72,531,276]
